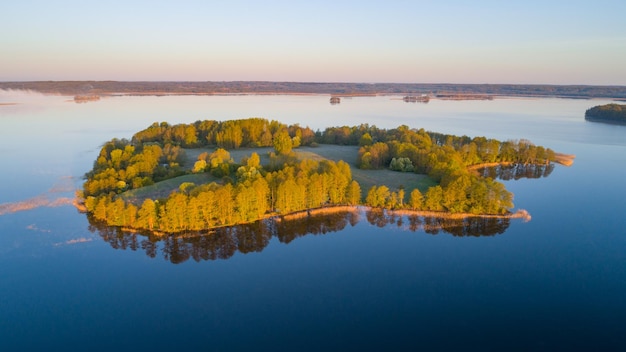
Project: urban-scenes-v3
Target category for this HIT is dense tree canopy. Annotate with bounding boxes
[81,118,562,233]
[585,104,626,124]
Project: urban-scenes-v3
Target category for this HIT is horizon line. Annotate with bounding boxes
[1,80,626,88]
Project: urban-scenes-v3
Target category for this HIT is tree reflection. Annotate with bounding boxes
[478,163,555,180]
[363,209,510,237]
[88,207,512,264]
[274,210,359,244]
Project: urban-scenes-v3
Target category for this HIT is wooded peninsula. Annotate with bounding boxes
[79,118,571,234]
[585,104,626,124]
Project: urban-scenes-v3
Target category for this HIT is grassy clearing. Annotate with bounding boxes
[128,144,436,204]
[295,144,437,194]
[120,173,218,204]
[295,145,360,164]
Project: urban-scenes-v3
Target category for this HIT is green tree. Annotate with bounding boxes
[442,174,471,213]
[423,186,444,211]
[389,157,414,172]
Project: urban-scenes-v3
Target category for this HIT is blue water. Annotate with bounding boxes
[1,93,625,350]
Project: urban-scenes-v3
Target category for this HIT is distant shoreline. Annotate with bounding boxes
[2,81,625,100]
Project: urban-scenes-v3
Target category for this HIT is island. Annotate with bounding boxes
[585,104,626,124]
[403,95,430,103]
[77,118,573,234]
[73,95,100,103]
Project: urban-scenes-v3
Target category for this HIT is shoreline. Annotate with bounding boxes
[467,154,575,170]
[68,92,622,101]
[82,202,531,237]
[3,81,626,100]
[584,117,626,126]
[554,153,576,166]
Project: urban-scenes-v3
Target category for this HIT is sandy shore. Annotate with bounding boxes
[269,205,530,223]
[554,153,576,166]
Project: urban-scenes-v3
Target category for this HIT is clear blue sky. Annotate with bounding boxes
[1,0,625,84]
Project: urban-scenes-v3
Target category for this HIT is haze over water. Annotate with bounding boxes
[1,93,625,350]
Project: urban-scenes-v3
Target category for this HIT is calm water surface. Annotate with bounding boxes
[1,92,625,350]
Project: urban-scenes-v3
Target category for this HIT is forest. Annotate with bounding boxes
[79,118,561,234]
[585,104,626,124]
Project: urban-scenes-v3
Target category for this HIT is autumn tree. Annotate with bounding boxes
[273,130,293,155]
[409,189,423,210]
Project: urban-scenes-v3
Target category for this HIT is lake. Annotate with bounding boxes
[1,92,625,350]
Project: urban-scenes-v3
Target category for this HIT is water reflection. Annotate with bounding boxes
[364,208,510,236]
[477,163,555,180]
[88,207,512,264]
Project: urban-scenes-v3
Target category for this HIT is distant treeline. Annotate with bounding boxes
[80,118,561,233]
[2,81,626,99]
[585,104,626,124]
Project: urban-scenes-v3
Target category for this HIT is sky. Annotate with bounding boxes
[1,0,625,85]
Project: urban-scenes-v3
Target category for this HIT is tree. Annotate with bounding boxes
[409,189,423,210]
[345,180,362,205]
[252,178,270,218]
[210,148,233,177]
[163,193,188,232]
[192,159,207,173]
[389,157,414,172]
[273,130,293,155]
[246,152,261,169]
[236,182,258,222]
[196,190,216,227]
[423,186,444,211]
[125,203,138,228]
[442,174,471,213]
[365,185,390,208]
[183,125,198,147]
[306,173,327,208]
[214,184,235,225]
[94,196,109,221]
[179,182,195,194]
[359,132,373,146]
[217,121,243,149]
[396,188,405,208]
[137,199,158,230]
